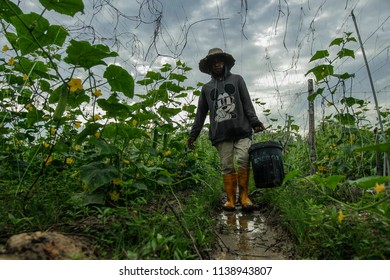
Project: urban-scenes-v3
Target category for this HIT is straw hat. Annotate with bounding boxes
[198,48,235,74]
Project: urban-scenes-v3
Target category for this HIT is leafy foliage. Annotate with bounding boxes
[1,1,389,260]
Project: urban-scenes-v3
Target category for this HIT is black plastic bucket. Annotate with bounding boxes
[249,141,285,188]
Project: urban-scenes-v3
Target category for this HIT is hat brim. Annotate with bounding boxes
[199,53,235,74]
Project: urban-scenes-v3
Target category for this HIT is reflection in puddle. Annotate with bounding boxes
[214,211,286,260]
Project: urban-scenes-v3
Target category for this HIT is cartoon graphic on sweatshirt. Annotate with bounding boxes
[215,92,236,122]
[214,83,237,122]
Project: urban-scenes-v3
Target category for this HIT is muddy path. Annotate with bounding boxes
[211,207,296,260]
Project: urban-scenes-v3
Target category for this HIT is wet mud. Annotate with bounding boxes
[212,209,294,260]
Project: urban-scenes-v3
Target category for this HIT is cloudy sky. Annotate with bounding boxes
[8,0,390,133]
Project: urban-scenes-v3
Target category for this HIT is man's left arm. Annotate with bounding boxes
[238,76,265,132]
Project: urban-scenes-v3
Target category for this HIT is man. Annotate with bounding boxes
[187,48,265,211]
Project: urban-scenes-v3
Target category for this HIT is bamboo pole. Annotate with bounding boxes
[351,10,389,176]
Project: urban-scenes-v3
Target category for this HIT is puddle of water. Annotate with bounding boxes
[213,210,287,260]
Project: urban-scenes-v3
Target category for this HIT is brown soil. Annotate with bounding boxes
[0,231,98,260]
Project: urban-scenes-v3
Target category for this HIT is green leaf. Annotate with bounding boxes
[309,50,329,62]
[146,71,164,81]
[97,95,131,119]
[354,142,390,154]
[282,170,301,185]
[334,113,356,125]
[132,182,148,190]
[305,65,334,82]
[310,174,345,191]
[322,175,345,191]
[88,138,118,155]
[337,48,355,59]
[67,91,90,108]
[157,107,181,119]
[136,78,154,86]
[64,40,118,69]
[308,87,324,102]
[341,97,364,107]
[75,123,102,145]
[97,98,128,116]
[26,106,44,127]
[15,57,56,80]
[169,73,187,82]
[332,72,355,80]
[160,81,184,93]
[160,64,172,72]
[329,38,344,47]
[104,123,147,140]
[82,192,105,206]
[80,162,118,192]
[0,0,23,23]
[39,0,84,16]
[10,13,68,55]
[103,65,134,98]
[347,176,390,189]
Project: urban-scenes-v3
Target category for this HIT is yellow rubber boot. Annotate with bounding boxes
[222,173,238,211]
[238,167,254,211]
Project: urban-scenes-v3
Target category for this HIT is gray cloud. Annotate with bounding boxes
[8,0,390,132]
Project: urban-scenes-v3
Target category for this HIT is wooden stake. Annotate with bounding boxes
[308,79,316,175]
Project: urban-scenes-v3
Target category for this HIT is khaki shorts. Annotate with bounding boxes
[215,138,252,175]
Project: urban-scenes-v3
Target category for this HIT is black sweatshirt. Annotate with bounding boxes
[189,71,262,146]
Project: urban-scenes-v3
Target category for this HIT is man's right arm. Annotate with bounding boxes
[188,91,208,148]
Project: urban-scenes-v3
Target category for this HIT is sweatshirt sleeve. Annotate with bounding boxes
[189,90,209,140]
[238,75,262,128]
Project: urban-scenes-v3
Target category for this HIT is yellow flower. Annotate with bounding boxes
[74,145,79,151]
[165,150,171,156]
[113,177,121,185]
[109,190,120,201]
[45,155,53,165]
[43,142,50,148]
[93,89,102,97]
[338,210,344,223]
[65,157,74,165]
[7,57,14,66]
[2,45,9,52]
[317,165,326,172]
[132,119,138,127]
[93,114,101,121]
[95,132,101,139]
[25,103,33,111]
[67,78,83,92]
[50,127,57,134]
[74,121,81,129]
[374,183,385,194]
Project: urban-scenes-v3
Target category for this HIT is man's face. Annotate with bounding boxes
[210,57,225,77]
